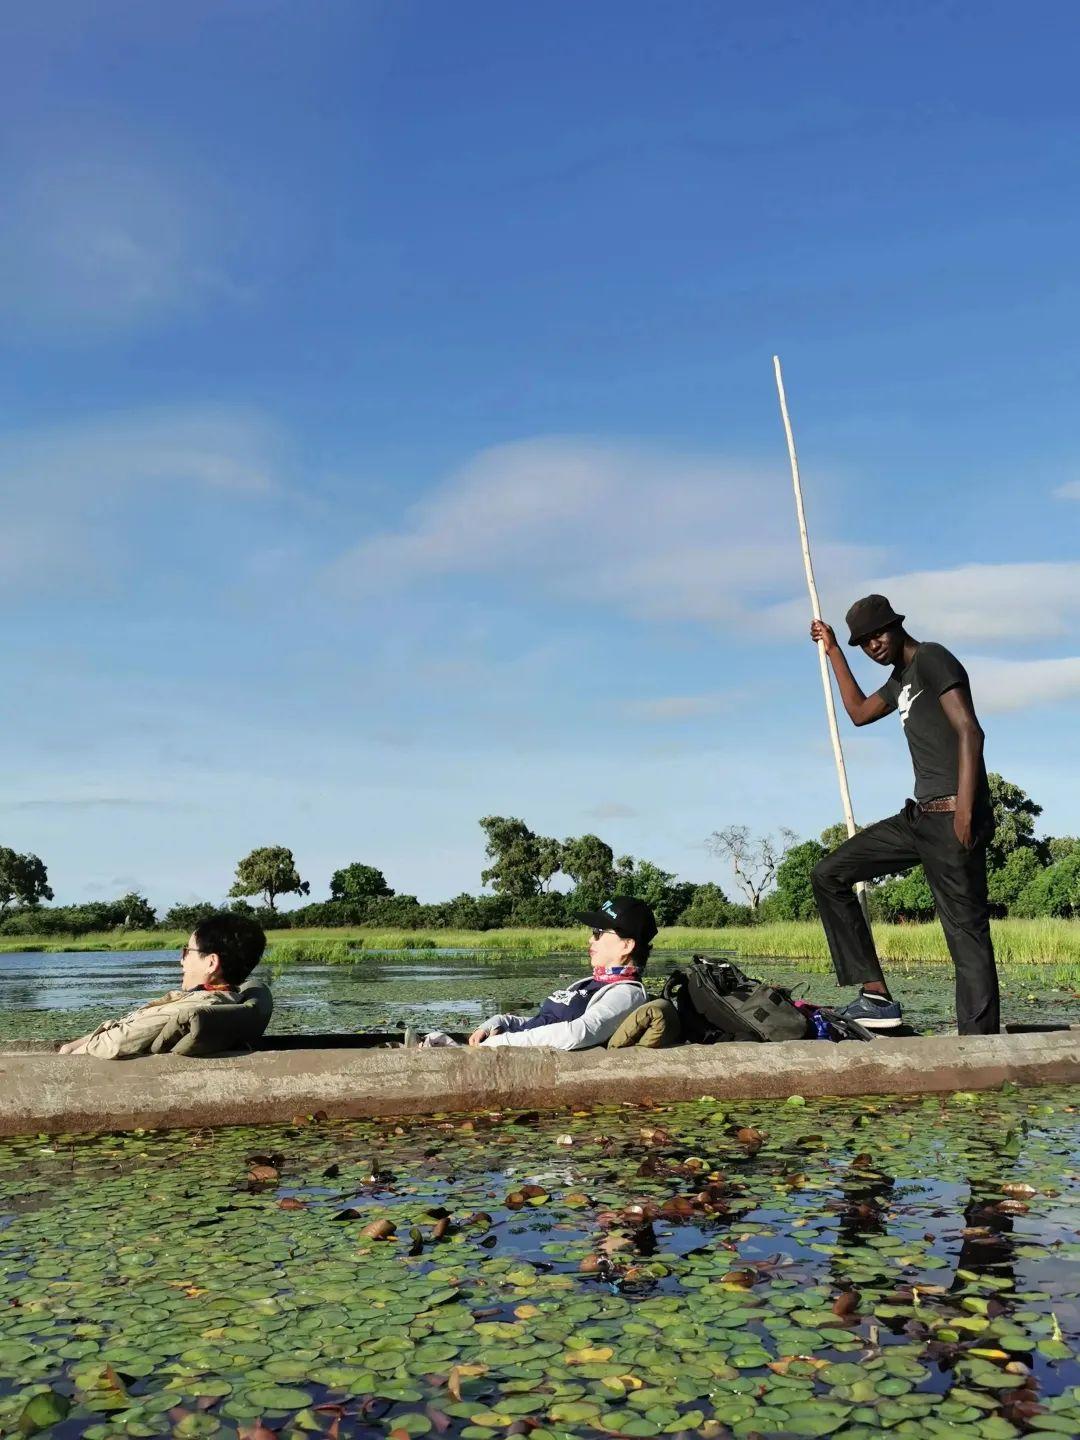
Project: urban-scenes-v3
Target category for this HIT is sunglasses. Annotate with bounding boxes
[590,927,627,941]
[180,945,206,960]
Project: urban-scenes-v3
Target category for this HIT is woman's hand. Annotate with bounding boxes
[467,1026,490,1046]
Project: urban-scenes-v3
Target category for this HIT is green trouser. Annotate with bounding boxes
[608,998,682,1049]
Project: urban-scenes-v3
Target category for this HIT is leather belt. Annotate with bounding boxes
[917,795,957,813]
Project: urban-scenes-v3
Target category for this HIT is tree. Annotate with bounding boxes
[1015,852,1080,919]
[985,773,1044,870]
[116,893,156,929]
[819,822,855,852]
[479,817,562,900]
[870,866,936,923]
[677,882,735,927]
[612,855,692,926]
[987,848,1043,915]
[329,863,394,905]
[164,901,218,930]
[1046,836,1080,863]
[772,840,828,920]
[0,848,53,914]
[229,846,310,911]
[560,834,615,909]
[705,826,796,910]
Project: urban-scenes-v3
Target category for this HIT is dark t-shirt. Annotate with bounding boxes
[875,642,990,804]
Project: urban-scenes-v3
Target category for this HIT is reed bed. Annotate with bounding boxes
[2,918,1079,966]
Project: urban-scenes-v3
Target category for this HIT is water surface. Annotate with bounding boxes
[2,949,1079,1043]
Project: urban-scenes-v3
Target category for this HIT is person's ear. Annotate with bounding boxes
[204,951,224,983]
[617,935,635,963]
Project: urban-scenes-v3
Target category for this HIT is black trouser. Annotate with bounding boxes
[810,802,1000,1035]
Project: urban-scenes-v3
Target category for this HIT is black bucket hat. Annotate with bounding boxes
[845,594,905,647]
[573,896,658,946]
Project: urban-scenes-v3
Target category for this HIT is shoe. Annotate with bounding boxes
[839,992,903,1031]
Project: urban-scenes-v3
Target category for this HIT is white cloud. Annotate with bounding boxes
[1055,480,1080,500]
[329,437,883,624]
[0,407,284,590]
[967,656,1080,714]
[765,561,1080,643]
[0,143,237,337]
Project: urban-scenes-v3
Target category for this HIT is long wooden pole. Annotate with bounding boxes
[773,356,869,913]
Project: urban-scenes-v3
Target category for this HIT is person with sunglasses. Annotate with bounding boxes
[463,896,657,1050]
[58,912,267,1058]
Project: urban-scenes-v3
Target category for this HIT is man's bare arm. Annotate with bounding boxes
[939,686,985,848]
[809,621,891,727]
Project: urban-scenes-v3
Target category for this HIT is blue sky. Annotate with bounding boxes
[2,1,1079,910]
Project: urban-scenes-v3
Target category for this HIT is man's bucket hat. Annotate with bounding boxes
[845,594,905,647]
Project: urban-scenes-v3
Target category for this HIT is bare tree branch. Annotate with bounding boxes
[706,826,798,909]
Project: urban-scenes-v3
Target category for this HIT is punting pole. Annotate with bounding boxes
[773,355,869,917]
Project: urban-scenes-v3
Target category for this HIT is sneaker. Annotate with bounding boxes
[839,992,903,1031]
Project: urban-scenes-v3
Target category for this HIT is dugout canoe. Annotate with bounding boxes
[0,1026,1078,1137]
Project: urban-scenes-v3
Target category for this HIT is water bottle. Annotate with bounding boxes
[812,1009,831,1041]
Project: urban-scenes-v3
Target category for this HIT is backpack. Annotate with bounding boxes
[662,956,811,1044]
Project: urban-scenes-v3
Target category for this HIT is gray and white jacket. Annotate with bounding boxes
[480,976,646,1051]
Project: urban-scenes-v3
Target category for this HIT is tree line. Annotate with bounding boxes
[1,774,1077,938]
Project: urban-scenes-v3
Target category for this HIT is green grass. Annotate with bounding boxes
[2,917,1080,965]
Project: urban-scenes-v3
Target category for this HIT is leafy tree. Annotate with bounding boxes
[1015,852,1080,919]
[870,866,935,923]
[705,826,796,910]
[987,848,1043,915]
[819,822,857,852]
[0,848,53,914]
[116,893,156,929]
[163,901,218,930]
[612,855,692,926]
[479,817,562,901]
[329,863,394,905]
[1046,836,1080,863]
[772,840,828,921]
[560,834,615,910]
[511,892,573,927]
[985,773,1044,870]
[229,845,310,911]
[677,882,735,927]
[363,894,424,927]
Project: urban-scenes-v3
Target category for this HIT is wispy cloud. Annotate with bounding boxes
[0,141,238,337]
[0,407,285,591]
[967,656,1080,714]
[1055,480,1080,500]
[329,436,882,625]
[764,561,1080,643]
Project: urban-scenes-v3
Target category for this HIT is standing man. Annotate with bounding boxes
[808,594,999,1035]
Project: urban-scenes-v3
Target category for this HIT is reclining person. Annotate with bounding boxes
[465,897,656,1050]
[58,913,266,1059]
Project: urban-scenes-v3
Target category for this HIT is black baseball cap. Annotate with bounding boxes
[845,594,905,647]
[573,896,659,946]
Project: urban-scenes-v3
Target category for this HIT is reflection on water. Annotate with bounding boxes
[1,948,1078,1042]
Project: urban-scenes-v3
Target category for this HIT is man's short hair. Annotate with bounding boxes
[192,913,266,986]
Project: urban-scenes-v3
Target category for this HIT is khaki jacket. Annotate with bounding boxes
[70,987,244,1060]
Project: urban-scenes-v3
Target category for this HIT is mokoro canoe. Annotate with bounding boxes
[0,1025,1077,1137]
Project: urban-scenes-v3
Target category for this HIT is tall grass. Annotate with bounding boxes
[3,919,1080,965]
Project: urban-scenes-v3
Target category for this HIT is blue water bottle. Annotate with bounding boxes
[812,1009,831,1040]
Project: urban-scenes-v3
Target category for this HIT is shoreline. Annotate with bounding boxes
[1,917,1078,964]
